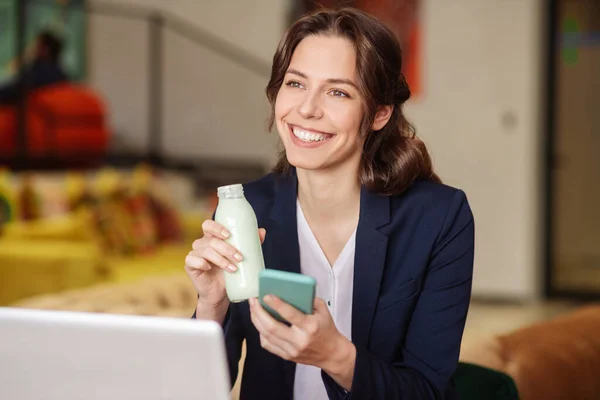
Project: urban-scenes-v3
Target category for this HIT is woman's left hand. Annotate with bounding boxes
[249,295,356,390]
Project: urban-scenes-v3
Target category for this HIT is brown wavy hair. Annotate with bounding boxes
[266,7,440,196]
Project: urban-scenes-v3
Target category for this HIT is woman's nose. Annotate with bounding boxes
[297,91,323,120]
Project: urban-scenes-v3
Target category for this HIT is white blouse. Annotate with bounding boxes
[293,200,356,400]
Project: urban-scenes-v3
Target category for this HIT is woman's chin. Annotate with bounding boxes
[285,153,327,171]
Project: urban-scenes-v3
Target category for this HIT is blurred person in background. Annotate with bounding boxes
[0,30,68,105]
[185,7,474,400]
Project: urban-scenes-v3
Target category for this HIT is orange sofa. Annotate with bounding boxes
[0,83,110,159]
[460,304,600,400]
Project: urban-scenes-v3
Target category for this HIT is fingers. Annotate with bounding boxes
[207,236,243,264]
[259,228,267,244]
[263,295,308,328]
[313,297,329,313]
[191,236,242,264]
[201,219,230,239]
[199,220,266,244]
[189,220,265,274]
[249,298,289,338]
[184,251,212,272]
[187,247,237,273]
[249,298,298,359]
[257,334,292,361]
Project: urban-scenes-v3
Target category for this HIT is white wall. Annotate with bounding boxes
[87,0,545,300]
[87,0,290,165]
[88,13,150,153]
[406,0,545,299]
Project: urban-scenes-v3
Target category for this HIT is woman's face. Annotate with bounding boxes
[274,35,365,173]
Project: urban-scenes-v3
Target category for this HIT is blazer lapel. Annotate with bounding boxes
[265,171,300,397]
[266,172,301,275]
[351,188,390,349]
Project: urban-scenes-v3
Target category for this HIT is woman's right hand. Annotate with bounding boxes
[185,219,266,319]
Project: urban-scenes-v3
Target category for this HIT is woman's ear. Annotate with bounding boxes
[371,105,394,131]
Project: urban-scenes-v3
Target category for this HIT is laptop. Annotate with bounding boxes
[0,307,231,400]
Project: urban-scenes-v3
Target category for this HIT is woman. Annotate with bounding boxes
[185,7,474,400]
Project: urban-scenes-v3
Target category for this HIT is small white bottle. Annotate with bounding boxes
[215,184,265,302]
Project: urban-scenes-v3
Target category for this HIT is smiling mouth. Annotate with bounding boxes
[288,124,334,143]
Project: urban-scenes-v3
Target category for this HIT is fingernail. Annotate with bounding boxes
[264,295,273,303]
[233,253,243,261]
[221,230,230,238]
[227,264,237,272]
[185,255,200,268]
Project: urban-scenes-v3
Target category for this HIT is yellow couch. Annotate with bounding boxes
[0,209,205,305]
[13,272,197,316]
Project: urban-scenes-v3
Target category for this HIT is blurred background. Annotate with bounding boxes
[0,0,598,397]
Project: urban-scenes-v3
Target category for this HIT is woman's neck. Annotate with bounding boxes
[296,163,361,225]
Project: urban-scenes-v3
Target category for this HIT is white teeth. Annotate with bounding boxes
[292,127,328,142]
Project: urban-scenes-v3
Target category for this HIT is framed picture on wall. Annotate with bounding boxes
[295,0,422,98]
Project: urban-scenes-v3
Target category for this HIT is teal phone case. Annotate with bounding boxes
[258,269,316,323]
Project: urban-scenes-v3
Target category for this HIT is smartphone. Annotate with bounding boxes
[258,269,316,323]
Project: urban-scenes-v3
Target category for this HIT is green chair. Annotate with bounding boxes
[453,362,519,400]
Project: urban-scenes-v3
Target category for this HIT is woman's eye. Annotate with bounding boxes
[330,89,349,98]
[285,80,304,89]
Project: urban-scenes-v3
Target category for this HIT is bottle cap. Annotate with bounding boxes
[217,184,244,199]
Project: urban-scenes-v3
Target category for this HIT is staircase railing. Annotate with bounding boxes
[9,0,272,170]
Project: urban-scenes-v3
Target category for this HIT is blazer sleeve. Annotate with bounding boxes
[191,304,245,388]
[323,190,475,399]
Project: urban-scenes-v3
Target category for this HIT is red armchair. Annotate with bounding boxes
[0,83,110,160]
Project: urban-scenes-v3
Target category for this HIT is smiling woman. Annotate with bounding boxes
[267,9,438,195]
[186,7,474,400]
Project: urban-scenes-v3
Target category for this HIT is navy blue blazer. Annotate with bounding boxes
[194,170,474,399]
